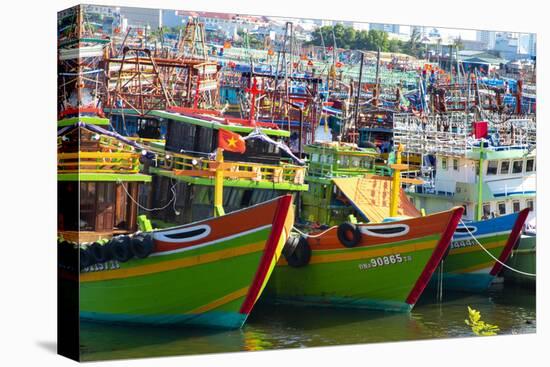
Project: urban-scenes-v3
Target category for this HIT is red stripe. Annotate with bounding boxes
[239,195,292,315]
[405,207,464,305]
[489,208,530,276]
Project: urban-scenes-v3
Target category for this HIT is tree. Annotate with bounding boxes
[454,35,464,51]
[388,39,402,53]
[400,27,422,57]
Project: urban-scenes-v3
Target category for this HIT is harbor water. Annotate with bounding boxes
[80,283,535,361]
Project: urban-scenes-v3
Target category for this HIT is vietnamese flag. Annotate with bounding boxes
[218,129,246,153]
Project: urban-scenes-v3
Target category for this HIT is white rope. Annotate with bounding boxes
[117,179,178,212]
[459,219,536,277]
[292,225,334,238]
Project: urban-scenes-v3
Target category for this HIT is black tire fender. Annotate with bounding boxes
[130,234,155,259]
[284,236,311,268]
[79,247,93,269]
[89,242,112,263]
[110,236,134,262]
[337,222,362,248]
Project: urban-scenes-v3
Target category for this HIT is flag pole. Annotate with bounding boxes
[214,147,225,217]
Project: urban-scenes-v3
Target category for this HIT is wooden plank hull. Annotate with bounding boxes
[265,207,463,311]
[74,195,294,329]
[433,209,530,292]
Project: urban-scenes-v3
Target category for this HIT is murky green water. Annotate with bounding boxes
[80,283,535,361]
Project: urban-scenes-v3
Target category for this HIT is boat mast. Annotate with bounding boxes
[475,142,485,221]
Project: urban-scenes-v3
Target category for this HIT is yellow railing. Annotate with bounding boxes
[58,151,141,174]
[157,151,306,185]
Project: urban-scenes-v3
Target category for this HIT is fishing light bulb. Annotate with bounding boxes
[191,159,198,166]
[141,150,147,156]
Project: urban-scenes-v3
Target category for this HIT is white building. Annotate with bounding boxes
[369,23,400,34]
[476,30,496,49]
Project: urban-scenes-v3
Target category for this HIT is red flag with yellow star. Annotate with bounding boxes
[218,129,246,153]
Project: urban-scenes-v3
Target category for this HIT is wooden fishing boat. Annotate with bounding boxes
[502,233,536,288]
[428,209,529,292]
[64,195,294,329]
[265,207,463,311]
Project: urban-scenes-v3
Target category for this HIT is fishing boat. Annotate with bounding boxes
[428,209,529,292]
[501,232,536,288]
[262,141,463,311]
[57,115,295,329]
[265,207,463,311]
[395,112,536,291]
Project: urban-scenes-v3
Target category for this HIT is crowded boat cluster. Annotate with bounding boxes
[57,5,536,332]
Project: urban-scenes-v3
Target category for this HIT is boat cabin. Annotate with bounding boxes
[57,124,151,242]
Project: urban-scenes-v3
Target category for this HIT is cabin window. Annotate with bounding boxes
[453,159,459,171]
[361,158,373,169]
[311,153,319,162]
[512,201,521,213]
[351,157,361,168]
[441,158,447,170]
[80,182,97,231]
[497,202,507,215]
[486,161,498,175]
[500,160,510,175]
[512,160,523,174]
[526,158,534,173]
[340,156,350,168]
[483,203,491,218]
[526,199,534,210]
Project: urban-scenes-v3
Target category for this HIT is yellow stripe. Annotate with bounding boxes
[81,242,265,283]
[449,240,505,255]
[278,239,439,266]
[187,287,249,314]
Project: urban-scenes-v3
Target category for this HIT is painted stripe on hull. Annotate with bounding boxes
[151,224,272,257]
[80,241,266,282]
[188,287,249,314]
[277,236,439,266]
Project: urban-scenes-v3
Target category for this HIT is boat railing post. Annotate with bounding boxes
[214,147,225,217]
[476,143,485,221]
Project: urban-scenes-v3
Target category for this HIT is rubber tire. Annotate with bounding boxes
[79,247,93,269]
[111,236,134,262]
[282,236,300,259]
[284,236,311,268]
[130,234,155,259]
[337,222,362,248]
[89,242,112,263]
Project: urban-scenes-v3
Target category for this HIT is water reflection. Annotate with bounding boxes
[80,284,535,361]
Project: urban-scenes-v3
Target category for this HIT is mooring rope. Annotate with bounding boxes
[459,219,536,277]
[292,225,334,238]
[117,179,178,212]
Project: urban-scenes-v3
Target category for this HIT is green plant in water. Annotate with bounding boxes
[465,306,500,336]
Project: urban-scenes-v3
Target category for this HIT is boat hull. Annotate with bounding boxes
[265,207,463,311]
[502,234,536,288]
[429,209,529,292]
[77,195,294,329]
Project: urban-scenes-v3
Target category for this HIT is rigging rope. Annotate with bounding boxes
[292,225,334,238]
[117,178,178,213]
[459,219,536,277]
